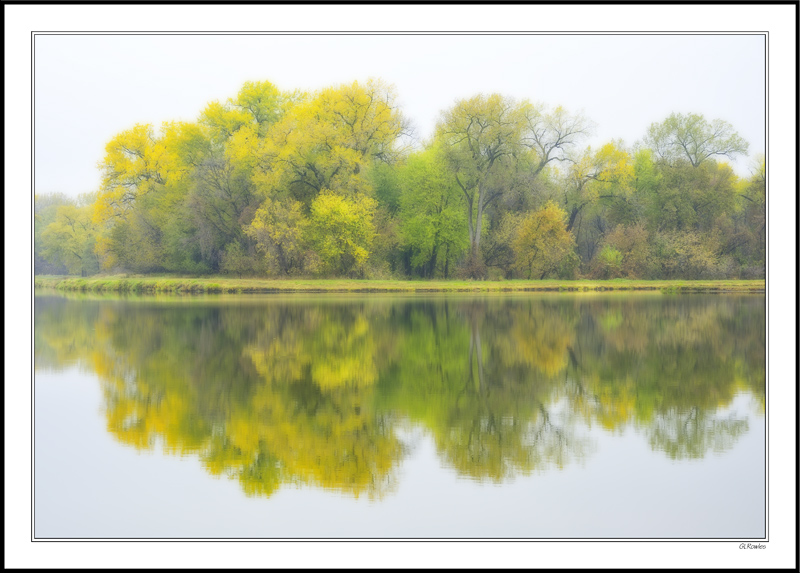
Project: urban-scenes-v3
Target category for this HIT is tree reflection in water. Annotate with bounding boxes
[34,292,765,497]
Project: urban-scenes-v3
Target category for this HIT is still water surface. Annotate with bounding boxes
[34,292,765,538]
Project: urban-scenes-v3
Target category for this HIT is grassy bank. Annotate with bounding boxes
[34,275,766,295]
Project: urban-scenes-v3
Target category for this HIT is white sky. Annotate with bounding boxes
[34,33,766,196]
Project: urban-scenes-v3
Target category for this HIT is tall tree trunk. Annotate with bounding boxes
[428,244,438,278]
[467,194,486,279]
[566,205,581,233]
[467,241,485,279]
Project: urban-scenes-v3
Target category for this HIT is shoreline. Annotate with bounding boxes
[34,276,766,295]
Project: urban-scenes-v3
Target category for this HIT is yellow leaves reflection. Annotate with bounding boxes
[34,294,765,496]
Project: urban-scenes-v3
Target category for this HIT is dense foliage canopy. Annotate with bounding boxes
[35,79,765,280]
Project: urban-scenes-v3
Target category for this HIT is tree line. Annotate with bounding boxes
[34,79,765,280]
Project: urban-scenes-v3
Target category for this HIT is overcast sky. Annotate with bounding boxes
[35,33,765,197]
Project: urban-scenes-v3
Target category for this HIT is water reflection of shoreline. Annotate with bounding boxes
[34,293,765,497]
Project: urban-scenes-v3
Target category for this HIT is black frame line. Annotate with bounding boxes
[30,31,771,34]
[30,29,772,543]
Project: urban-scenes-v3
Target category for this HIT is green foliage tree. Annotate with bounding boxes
[652,230,723,279]
[35,193,73,274]
[562,141,636,232]
[724,155,766,277]
[593,223,652,279]
[644,112,749,167]
[396,147,469,278]
[435,94,528,277]
[593,245,624,279]
[220,241,257,277]
[521,102,595,178]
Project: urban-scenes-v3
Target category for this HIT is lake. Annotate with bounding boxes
[33,291,765,539]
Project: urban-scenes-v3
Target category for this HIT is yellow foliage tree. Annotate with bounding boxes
[245,196,307,275]
[306,191,377,277]
[92,122,197,271]
[512,201,576,279]
[254,78,408,206]
[39,200,98,275]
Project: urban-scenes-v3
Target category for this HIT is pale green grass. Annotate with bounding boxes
[34,275,766,294]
